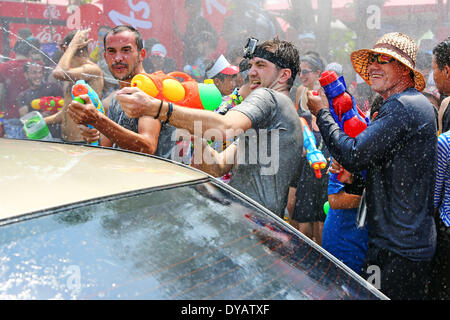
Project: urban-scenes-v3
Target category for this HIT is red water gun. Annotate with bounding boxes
[31,96,64,114]
[318,71,369,182]
[130,71,222,111]
[319,71,369,138]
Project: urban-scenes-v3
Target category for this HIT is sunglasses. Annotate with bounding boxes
[369,54,395,65]
[300,69,313,75]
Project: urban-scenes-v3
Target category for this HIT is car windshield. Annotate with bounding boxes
[0,180,382,300]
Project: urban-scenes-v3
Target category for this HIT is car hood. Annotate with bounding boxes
[0,139,207,220]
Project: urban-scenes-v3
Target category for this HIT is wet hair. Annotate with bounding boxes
[433,38,450,70]
[13,40,30,56]
[103,25,144,52]
[300,52,324,73]
[257,37,300,88]
[61,30,88,56]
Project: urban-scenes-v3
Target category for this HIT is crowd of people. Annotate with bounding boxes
[0,19,449,301]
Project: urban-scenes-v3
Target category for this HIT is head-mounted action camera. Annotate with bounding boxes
[242,37,298,77]
[243,38,259,59]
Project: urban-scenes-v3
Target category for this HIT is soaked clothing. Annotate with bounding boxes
[108,96,176,159]
[316,87,437,261]
[293,109,330,223]
[230,88,303,218]
[322,179,368,273]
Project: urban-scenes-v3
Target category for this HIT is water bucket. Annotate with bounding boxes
[20,111,53,141]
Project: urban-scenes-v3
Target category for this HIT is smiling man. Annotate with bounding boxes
[307,32,437,300]
[115,37,303,218]
[67,25,175,158]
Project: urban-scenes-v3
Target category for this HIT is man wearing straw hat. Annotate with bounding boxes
[307,32,437,300]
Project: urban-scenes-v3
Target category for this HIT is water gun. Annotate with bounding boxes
[300,117,327,179]
[130,71,222,111]
[31,96,64,114]
[71,80,105,146]
[183,64,202,80]
[318,70,369,182]
[319,71,369,137]
[215,87,243,115]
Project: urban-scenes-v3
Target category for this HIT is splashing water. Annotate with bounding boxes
[0,28,129,89]
[1,26,77,83]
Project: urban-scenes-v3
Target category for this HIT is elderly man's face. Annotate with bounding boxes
[367,55,410,99]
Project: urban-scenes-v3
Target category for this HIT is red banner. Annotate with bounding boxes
[102,0,230,69]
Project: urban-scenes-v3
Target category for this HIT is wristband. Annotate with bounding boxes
[154,100,163,119]
[163,102,173,126]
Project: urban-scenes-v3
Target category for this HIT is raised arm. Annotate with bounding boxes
[52,29,102,83]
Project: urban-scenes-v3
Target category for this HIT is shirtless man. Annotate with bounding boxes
[45,29,103,143]
[67,25,175,158]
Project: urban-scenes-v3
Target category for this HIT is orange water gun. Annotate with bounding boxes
[31,96,64,114]
[131,71,222,111]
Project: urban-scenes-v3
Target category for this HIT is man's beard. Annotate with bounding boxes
[113,61,140,81]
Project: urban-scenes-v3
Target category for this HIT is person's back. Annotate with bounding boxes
[229,87,302,216]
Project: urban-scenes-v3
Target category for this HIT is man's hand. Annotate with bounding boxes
[327,158,354,184]
[78,125,100,144]
[68,94,101,125]
[116,86,161,119]
[306,89,329,116]
[69,29,93,50]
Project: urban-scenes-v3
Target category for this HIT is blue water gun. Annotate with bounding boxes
[317,71,369,183]
[71,80,104,146]
[300,117,327,179]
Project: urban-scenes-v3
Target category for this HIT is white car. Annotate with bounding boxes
[0,138,387,300]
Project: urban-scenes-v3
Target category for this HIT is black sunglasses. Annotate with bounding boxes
[369,54,395,65]
[300,69,313,75]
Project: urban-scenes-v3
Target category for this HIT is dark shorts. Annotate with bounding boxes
[360,244,432,300]
[428,218,450,300]
[292,158,328,223]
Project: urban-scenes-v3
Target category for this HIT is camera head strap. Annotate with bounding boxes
[243,38,298,77]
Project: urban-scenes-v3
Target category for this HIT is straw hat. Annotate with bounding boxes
[351,32,426,92]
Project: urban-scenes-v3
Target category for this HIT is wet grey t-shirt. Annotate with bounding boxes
[229,88,303,217]
[108,96,176,159]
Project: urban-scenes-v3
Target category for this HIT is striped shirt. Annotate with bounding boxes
[434,131,450,227]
